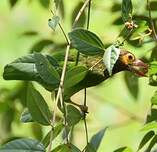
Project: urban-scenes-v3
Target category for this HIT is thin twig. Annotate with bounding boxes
[82,0,92,146]
[75,51,80,66]
[89,58,103,71]
[72,0,91,28]
[59,89,69,143]
[86,0,91,30]
[147,0,157,41]
[51,10,70,44]
[48,18,71,151]
[83,89,89,145]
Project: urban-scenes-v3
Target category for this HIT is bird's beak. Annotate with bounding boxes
[128,59,148,77]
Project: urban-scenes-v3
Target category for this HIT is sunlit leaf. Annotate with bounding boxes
[103,45,120,76]
[20,108,33,123]
[0,138,45,152]
[138,130,155,151]
[141,121,157,132]
[90,128,106,151]
[64,66,88,89]
[48,16,60,31]
[121,0,133,22]
[67,105,82,126]
[68,29,104,56]
[27,83,51,125]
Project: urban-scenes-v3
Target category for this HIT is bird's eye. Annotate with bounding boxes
[128,55,133,60]
[127,54,135,62]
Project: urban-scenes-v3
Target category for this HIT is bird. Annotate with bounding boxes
[64,49,148,102]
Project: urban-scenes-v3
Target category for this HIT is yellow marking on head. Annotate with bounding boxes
[120,52,135,65]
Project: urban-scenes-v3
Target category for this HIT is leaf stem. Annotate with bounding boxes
[147,0,157,41]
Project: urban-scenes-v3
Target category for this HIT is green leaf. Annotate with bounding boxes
[67,105,82,126]
[3,54,38,81]
[111,3,121,12]
[146,135,157,152]
[84,143,96,152]
[39,0,50,8]
[90,128,106,151]
[114,147,133,152]
[138,130,155,151]
[121,0,133,22]
[68,29,104,56]
[27,83,51,125]
[71,2,86,28]
[9,0,18,8]
[103,45,120,76]
[151,91,157,105]
[21,31,38,36]
[42,123,64,148]
[0,138,45,152]
[34,53,60,87]
[141,121,157,132]
[150,46,157,61]
[48,16,60,31]
[146,1,157,11]
[130,20,149,41]
[149,61,157,86]
[124,72,139,99]
[64,66,88,89]
[147,108,157,123]
[51,144,81,152]
[3,54,60,91]
[30,39,53,53]
[20,108,33,123]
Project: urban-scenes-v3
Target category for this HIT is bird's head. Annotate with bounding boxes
[104,49,148,77]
